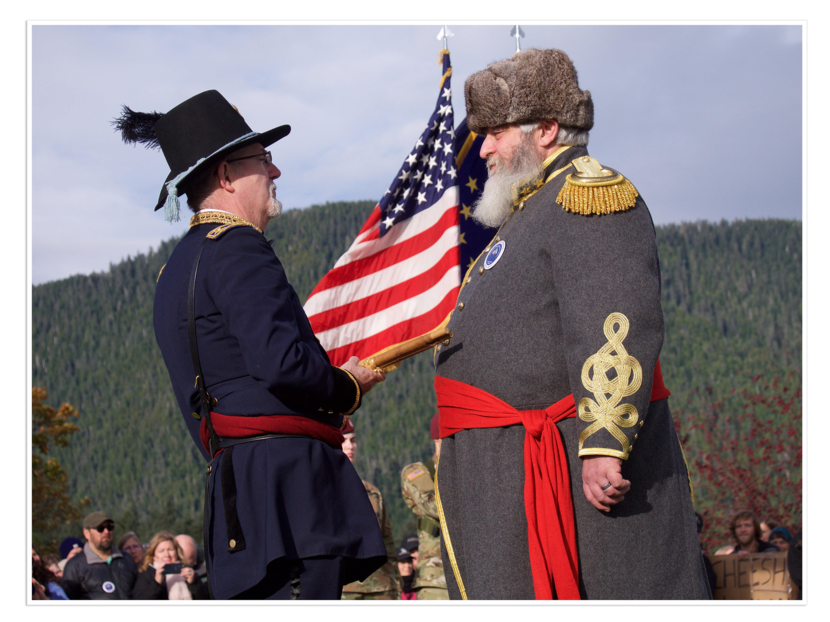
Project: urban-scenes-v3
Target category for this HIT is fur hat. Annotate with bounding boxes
[464,48,593,135]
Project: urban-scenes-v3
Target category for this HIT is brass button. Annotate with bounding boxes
[478,267,484,275]
[484,246,490,253]
[634,434,638,440]
[207,465,212,474]
[457,302,465,311]
[465,276,471,284]
[229,539,236,549]
[519,202,525,211]
[639,421,644,427]
[442,339,450,346]
[495,235,501,242]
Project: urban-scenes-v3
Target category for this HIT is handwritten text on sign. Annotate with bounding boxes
[710,553,794,600]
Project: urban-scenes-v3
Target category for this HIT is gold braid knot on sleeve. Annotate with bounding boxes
[578,312,642,460]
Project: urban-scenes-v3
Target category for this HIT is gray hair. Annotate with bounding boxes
[518,121,589,147]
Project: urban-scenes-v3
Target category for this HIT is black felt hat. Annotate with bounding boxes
[114,90,290,222]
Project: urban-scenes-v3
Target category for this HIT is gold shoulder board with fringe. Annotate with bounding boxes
[556,156,639,216]
[206,222,248,240]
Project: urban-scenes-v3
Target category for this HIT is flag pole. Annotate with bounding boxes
[357,31,456,373]
[437,25,454,51]
[510,25,525,53]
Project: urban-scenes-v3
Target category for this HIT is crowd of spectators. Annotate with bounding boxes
[32,510,208,600]
[34,506,803,600]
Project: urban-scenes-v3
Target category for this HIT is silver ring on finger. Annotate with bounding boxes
[601,482,612,491]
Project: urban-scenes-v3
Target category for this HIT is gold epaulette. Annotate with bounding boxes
[556,156,639,216]
[207,223,248,239]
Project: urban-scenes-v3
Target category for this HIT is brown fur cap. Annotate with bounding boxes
[464,48,593,134]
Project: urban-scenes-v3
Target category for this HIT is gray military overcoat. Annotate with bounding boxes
[435,145,711,600]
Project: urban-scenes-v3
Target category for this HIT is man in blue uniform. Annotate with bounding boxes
[115,90,388,599]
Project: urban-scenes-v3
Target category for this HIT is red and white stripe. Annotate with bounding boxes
[304,188,460,366]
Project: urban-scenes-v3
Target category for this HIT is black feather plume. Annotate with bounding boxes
[112,105,164,150]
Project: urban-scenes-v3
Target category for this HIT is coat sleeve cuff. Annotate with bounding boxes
[318,366,361,417]
[578,447,630,461]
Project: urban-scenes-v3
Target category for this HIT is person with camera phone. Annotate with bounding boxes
[133,531,208,600]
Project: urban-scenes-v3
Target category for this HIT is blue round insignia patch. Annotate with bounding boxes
[483,240,506,270]
[102,581,116,594]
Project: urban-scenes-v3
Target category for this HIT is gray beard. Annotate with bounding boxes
[268,182,283,219]
[471,136,545,228]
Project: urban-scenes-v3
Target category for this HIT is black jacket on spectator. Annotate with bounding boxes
[787,531,802,599]
[62,544,137,600]
[132,568,209,600]
[729,540,779,554]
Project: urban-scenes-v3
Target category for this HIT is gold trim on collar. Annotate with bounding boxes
[510,145,576,206]
[540,145,575,170]
[189,211,263,234]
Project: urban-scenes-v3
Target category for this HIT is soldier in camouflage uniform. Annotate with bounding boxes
[340,419,401,600]
[400,414,449,600]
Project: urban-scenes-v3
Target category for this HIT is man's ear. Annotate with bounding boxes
[536,119,560,149]
[216,162,235,193]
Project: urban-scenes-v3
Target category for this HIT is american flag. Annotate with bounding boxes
[304,51,462,366]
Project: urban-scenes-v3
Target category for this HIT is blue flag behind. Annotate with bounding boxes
[453,117,498,272]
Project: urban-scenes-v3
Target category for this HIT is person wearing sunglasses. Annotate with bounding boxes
[61,511,138,599]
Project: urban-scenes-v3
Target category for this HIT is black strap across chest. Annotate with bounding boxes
[188,237,221,458]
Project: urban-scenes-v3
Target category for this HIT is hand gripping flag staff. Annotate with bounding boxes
[304,43,493,372]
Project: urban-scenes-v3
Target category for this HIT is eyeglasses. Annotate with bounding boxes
[226,150,272,165]
[94,522,115,533]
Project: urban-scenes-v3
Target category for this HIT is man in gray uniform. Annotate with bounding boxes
[434,48,711,600]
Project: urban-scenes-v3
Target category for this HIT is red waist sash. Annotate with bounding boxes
[435,375,579,600]
[199,412,345,456]
[435,359,670,601]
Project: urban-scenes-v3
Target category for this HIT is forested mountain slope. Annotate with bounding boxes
[32,205,801,550]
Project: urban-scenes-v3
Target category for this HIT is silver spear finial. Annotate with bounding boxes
[510,25,525,53]
[437,25,454,50]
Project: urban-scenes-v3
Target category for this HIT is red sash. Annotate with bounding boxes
[435,375,579,600]
[435,359,671,600]
[199,413,345,456]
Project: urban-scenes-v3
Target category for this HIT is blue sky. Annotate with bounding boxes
[30,24,802,284]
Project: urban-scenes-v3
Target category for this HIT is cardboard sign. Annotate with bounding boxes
[710,553,796,600]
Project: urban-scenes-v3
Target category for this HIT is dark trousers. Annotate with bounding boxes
[229,555,345,600]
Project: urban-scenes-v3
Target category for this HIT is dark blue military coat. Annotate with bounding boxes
[154,216,386,599]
